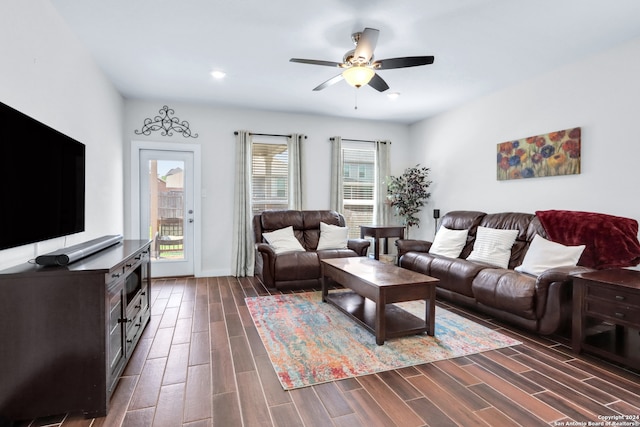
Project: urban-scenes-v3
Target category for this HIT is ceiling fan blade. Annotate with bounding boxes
[290,58,343,67]
[313,74,344,91]
[373,56,435,70]
[353,27,379,62]
[368,73,389,92]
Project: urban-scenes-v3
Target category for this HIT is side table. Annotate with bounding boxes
[571,269,640,371]
[360,225,405,260]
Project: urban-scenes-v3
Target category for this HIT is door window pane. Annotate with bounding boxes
[149,160,185,259]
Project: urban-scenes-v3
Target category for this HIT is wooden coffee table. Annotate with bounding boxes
[321,257,439,345]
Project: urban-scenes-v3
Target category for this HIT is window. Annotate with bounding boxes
[252,142,289,215]
[342,145,376,238]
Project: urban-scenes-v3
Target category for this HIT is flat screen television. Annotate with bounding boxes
[0,101,85,251]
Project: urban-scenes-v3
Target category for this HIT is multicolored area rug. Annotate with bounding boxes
[245,291,521,390]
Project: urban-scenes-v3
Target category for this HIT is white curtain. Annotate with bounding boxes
[231,131,254,277]
[375,140,391,224]
[329,136,343,213]
[288,133,304,210]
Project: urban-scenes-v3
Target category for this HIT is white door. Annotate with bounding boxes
[138,148,196,277]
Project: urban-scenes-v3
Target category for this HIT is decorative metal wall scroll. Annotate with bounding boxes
[134,105,199,138]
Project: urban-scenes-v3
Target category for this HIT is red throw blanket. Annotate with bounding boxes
[536,210,640,269]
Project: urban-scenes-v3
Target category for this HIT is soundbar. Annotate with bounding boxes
[35,235,124,266]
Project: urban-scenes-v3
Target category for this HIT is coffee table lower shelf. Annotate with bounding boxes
[325,291,428,341]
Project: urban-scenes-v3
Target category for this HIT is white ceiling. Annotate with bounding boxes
[50,0,640,124]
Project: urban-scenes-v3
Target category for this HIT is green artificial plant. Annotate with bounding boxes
[387,165,432,236]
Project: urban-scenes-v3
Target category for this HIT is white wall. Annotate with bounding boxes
[123,101,410,276]
[0,1,124,270]
[408,37,640,242]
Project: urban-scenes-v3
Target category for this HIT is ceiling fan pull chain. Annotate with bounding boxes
[354,89,358,110]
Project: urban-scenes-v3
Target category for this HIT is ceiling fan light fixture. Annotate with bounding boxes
[342,66,375,88]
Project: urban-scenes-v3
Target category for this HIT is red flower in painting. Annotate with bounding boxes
[515,148,527,162]
[562,139,581,158]
[498,142,514,155]
[499,156,510,170]
[535,137,546,147]
[569,127,581,139]
[526,137,536,144]
[509,169,521,179]
[548,130,566,142]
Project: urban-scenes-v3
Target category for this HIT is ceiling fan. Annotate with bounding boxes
[290,27,434,92]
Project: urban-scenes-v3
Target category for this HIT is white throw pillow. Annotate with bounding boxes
[262,226,306,254]
[316,222,349,250]
[467,226,519,268]
[515,234,585,276]
[429,227,469,258]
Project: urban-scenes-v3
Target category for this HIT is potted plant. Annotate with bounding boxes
[387,165,432,237]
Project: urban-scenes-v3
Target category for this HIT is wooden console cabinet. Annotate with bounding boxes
[572,269,640,371]
[0,240,151,421]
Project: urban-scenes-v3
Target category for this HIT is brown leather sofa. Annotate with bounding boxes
[253,210,370,290]
[396,211,593,335]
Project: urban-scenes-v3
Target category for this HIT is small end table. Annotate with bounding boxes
[571,268,640,371]
[360,225,405,260]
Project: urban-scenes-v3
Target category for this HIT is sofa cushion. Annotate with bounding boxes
[515,234,585,276]
[399,251,484,298]
[472,268,537,320]
[429,227,469,258]
[316,222,348,250]
[467,226,518,268]
[262,226,305,254]
[274,251,320,281]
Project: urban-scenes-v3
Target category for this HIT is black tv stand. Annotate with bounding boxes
[0,239,151,421]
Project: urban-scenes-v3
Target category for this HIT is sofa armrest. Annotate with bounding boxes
[396,239,433,258]
[348,239,371,256]
[255,243,278,287]
[534,265,594,319]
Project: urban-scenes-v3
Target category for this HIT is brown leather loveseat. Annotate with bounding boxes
[253,210,370,290]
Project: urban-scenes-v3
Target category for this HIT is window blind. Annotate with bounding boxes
[252,142,289,215]
[342,147,376,238]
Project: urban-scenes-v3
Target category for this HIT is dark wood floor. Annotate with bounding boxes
[20,276,640,427]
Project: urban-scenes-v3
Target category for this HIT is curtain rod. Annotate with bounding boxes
[234,131,307,139]
[329,137,390,144]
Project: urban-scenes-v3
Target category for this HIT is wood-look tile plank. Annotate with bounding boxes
[289,386,336,427]
[335,377,362,392]
[147,327,175,359]
[210,320,229,349]
[462,363,564,422]
[375,370,422,400]
[482,347,531,373]
[534,390,601,423]
[173,317,193,345]
[162,342,190,385]
[313,381,355,418]
[432,359,482,386]
[513,354,619,405]
[183,419,213,427]
[466,352,544,394]
[585,376,640,408]
[230,335,256,373]
[608,400,640,416]
[167,292,184,309]
[474,407,517,427]
[467,383,546,426]
[183,364,212,423]
[153,383,186,427]
[568,358,640,394]
[159,306,180,329]
[188,331,210,366]
[209,301,224,322]
[519,370,620,417]
[270,403,303,427]
[121,407,154,427]
[356,374,424,427]
[516,344,591,380]
[236,370,273,427]
[177,300,195,320]
[212,391,242,427]
[416,363,488,411]
[254,354,291,406]
[59,413,94,427]
[211,346,237,394]
[330,413,365,427]
[407,374,486,427]
[405,397,459,427]
[191,307,209,333]
[129,357,168,410]
[123,337,153,376]
[225,312,245,337]
[245,325,268,358]
[342,388,398,427]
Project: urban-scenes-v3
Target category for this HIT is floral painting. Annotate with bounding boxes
[497,127,581,180]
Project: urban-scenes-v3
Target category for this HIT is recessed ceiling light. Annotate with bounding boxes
[210,70,226,79]
[387,92,400,100]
